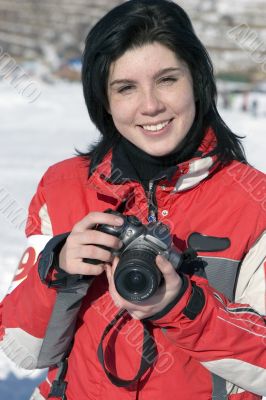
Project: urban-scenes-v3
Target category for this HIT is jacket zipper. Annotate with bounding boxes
[147,180,158,222]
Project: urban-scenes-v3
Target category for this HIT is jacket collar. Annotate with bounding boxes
[87,127,220,196]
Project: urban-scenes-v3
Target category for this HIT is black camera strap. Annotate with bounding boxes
[48,341,74,399]
[97,308,158,387]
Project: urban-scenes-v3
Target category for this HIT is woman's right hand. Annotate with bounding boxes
[59,212,124,276]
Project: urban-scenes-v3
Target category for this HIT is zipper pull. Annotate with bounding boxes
[148,210,157,223]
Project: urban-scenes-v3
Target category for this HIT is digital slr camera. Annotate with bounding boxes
[84,209,182,302]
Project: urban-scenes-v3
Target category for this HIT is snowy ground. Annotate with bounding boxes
[0,81,265,399]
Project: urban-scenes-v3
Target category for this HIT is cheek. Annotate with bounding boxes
[174,88,195,118]
[110,100,135,126]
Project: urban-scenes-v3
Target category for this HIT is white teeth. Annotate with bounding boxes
[142,120,170,131]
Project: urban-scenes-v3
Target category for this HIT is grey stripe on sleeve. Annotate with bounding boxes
[211,373,228,400]
[201,257,240,301]
[37,280,92,368]
[0,279,93,370]
[202,359,266,396]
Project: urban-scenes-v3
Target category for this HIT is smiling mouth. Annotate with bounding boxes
[140,119,173,132]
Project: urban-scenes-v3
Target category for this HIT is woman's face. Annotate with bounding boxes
[107,42,196,157]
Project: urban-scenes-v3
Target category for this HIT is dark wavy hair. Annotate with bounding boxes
[80,0,246,170]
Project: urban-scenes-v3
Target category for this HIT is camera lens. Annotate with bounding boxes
[114,249,162,302]
[124,270,147,293]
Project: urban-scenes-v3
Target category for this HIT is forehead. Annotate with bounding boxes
[108,42,185,80]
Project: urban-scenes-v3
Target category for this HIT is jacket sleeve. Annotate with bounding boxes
[0,174,91,370]
[149,231,266,396]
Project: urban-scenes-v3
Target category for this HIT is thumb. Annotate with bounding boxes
[156,254,182,290]
[156,254,176,279]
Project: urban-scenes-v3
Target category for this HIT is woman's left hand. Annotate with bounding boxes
[105,255,183,320]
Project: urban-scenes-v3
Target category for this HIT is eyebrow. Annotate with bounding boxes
[109,67,182,87]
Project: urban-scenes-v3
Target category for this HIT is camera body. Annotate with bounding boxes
[87,209,182,302]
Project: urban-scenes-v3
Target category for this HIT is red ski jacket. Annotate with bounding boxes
[1,129,266,400]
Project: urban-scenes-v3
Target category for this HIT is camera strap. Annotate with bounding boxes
[48,341,73,399]
[97,308,158,387]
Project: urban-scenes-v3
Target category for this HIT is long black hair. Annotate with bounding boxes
[80,0,246,170]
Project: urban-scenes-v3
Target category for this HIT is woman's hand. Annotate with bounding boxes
[105,255,183,320]
[59,212,124,276]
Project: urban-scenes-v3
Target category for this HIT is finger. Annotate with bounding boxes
[129,311,142,320]
[73,230,123,250]
[73,211,124,233]
[111,256,120,271]
[79,244,113,263]
[66,245,112,266]
[67,260,106,276]
[105,264,112,283]
[105,256,119,286]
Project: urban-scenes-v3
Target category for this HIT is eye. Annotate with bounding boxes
[158,76,178,85]
[117,84,135,94]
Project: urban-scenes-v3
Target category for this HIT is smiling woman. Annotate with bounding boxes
[107,43,196,156]
[0,1,265,400]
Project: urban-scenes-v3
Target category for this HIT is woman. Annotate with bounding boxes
[1,1,265,399]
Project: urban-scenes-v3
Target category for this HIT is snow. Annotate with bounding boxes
[0,81,265,399]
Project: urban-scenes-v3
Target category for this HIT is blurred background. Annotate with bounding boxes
[0,1,265,399]
[1,0,266,97]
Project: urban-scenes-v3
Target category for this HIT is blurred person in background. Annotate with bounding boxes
[0,1,265,399]
[251,98,259,117]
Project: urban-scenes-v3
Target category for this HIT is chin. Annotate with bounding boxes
[150,151,169,157]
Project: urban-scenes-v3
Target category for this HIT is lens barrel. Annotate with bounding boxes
[114,249,162,302]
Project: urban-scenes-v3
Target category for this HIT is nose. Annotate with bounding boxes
[140,88,165,116]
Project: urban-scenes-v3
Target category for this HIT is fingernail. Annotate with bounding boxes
[115,218,124,225]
